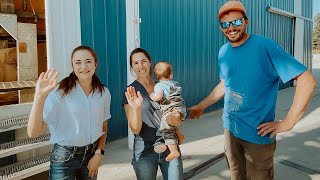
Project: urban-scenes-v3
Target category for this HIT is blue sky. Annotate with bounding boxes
[314,0,320,18]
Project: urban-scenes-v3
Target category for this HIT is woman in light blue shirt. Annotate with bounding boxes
[27,46,111,180]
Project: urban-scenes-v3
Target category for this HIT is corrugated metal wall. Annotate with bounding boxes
[139,0,312,111]
[140,0,224,111]
[302,0,313,69]
[77,0,312,140]
[45,0,82,80]
[79,0,127,140]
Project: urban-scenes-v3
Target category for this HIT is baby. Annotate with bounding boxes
[150,61,186,161]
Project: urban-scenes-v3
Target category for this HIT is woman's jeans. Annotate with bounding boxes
[132,149,183,180]
[49,141,98,180]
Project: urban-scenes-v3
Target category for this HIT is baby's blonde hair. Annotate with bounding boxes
[154,61,172,80]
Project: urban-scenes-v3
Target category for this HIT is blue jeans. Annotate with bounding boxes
[132,149,183,180]
[49,142,97,180]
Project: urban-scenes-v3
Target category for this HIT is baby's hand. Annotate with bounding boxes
[150,92,162,101]
[167,109,182,127]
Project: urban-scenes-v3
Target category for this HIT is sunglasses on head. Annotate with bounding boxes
[220,18,244,29]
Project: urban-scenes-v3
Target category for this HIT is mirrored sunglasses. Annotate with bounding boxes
[220,18,244,29]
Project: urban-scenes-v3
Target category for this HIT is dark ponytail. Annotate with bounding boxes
[58,72,78,97]
[92,73,105,95]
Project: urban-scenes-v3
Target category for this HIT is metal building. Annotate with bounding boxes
[49,0,313,140]
[0,0,313,178]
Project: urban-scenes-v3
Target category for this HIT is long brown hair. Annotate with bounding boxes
[58,46,105,96]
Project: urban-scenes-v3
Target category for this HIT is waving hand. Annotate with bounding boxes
[36,69,59,97]
[125,86,143,110]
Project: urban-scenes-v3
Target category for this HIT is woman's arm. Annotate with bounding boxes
[27,95,48,138]
[87,120,108,178]
[124,86,144,134]
[27,69,58,138]
[96,120,108,151]
[124,104,143,134]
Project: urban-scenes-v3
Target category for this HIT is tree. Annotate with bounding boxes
[313,13,320,51]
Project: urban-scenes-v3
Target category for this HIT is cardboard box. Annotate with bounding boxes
[0,40,8,49]
[0,91,18,106]
[0,47,17,82]
[0,0,14,14]
[0,27,10,36]
[1,0,14,4]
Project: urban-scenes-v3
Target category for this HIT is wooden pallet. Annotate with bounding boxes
[0,81,37,92]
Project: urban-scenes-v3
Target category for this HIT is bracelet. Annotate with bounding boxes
[95,149,104,155]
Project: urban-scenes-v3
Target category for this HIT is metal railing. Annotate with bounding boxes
[0,154,50,180]
[0,116,29,133]
[0,134,50,158]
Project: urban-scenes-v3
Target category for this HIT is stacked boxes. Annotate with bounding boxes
[0,0,15,14]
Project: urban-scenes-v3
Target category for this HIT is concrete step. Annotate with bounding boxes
[0,153,50,180]
[0,134,50,158]
[0,103,32,121]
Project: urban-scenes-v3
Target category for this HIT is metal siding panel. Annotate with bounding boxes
[302,0,313,18]
[140,0,305,109]
[80,0,94,47]
[80,0,127,140]
[140,0,223,112]
[302,0,313,70]
[304,21,313,69]
[46,0,82,79]
[92,0,107,83]
[76,0,312,140]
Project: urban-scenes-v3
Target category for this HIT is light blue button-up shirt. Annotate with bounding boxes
[43,83,111,146]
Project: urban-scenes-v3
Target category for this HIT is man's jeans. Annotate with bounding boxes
[49,142,97,180]
[224,129,276,180]
[132,149,183,180]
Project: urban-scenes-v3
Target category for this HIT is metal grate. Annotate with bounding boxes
[0,134,50,151]
[0,134,51,159]
[0,81,37,92]
[0,154,50,179]
[0,116,29,133]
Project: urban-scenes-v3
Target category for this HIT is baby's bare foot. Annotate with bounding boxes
[165,150,180,161]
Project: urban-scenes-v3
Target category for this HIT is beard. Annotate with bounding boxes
[224,30,245,43]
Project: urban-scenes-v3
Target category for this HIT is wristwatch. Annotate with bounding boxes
[95,149,105,155]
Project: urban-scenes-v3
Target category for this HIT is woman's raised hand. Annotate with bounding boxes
[125,86,143,110]
[36,69,59,97]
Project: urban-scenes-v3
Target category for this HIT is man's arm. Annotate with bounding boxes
[189,80,225,119]
[258,70,317,137]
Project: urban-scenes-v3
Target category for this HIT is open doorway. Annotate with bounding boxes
[0,0,46,106]
[0,0,49,179]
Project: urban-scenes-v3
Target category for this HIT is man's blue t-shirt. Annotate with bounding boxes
[218,34,307,144]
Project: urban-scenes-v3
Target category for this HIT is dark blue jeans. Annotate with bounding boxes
[49,142,97,180]
[132,149,183,180]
